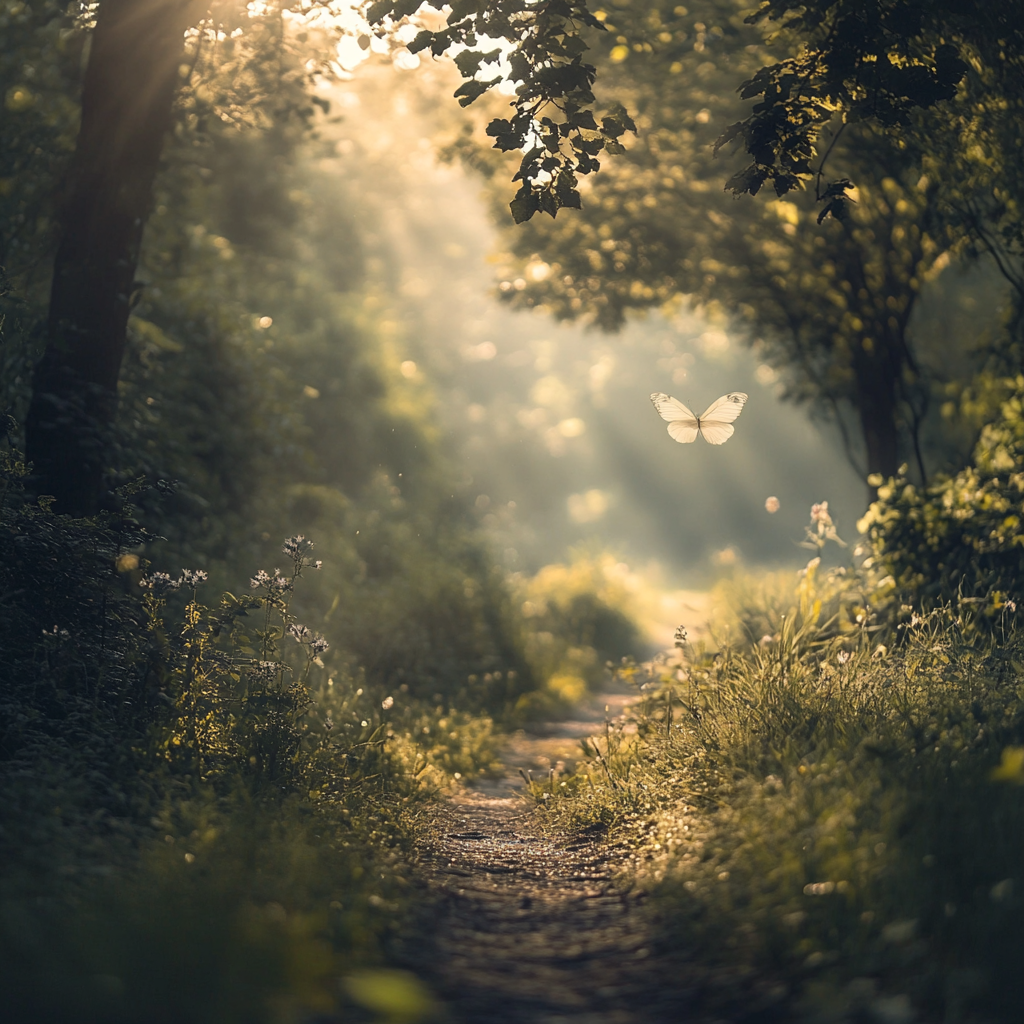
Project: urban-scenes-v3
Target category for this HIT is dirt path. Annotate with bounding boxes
[401,687,693,1024]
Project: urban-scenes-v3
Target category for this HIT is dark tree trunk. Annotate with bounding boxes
[851,334,901,500]
[25,0,196,515]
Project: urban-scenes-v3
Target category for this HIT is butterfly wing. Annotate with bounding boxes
[697,392,748,445]
[650,392,699,444]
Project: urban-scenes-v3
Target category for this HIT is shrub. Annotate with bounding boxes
[0,452,450,1023]
[859,377,1024,612]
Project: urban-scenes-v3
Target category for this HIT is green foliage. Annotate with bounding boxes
[545,546,1024,1021]
[859,377,1024,608]
[476,0,991,482]
[515,553,647,714]
[369,0,635,220]
[0,448,451,1022]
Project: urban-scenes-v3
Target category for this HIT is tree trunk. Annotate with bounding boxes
[25,0,196,515]
[851,335,901,500]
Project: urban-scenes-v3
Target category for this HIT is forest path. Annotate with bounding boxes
[402,686,691,1024]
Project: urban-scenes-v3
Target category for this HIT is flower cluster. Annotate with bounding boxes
[282,535,321,570]
[282,534,312,559]
[141,571,179,594]
[141,569,208,594]
[249,569,293,593]
[248,660,279,684]
[674,625,688,648]
[287,623,311,643]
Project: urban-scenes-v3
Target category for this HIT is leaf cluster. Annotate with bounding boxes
[368,0,635,221]
[723,0,1023,217]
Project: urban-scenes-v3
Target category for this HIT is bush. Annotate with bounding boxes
[0,452,453,1023]
[859,377,1024,612]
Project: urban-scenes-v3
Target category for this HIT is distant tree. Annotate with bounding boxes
[485,0,959,488]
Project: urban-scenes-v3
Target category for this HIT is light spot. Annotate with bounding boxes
[392,48,420,71]
[567,489,610,523]
[463,341,497,362]
[400,360,417,378]
[712,546,738,567]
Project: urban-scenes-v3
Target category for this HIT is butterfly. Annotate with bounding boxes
[650,391,749,445]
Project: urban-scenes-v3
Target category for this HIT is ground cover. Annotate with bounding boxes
[530,511,1024,1022]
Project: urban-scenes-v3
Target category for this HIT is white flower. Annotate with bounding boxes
[765,496,780,514]
[381,695,394,710]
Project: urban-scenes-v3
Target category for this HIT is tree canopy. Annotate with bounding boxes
[466,0,1021,489]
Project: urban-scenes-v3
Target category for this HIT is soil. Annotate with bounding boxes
[399,688,697,1024]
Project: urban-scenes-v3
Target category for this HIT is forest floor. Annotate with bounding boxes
[398,686,697,1024]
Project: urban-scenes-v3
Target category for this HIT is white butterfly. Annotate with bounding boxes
[650,391,749,445]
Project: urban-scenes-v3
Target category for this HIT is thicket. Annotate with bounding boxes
[535,488,1024,1022]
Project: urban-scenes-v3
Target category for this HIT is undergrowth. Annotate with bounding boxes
[531,501,1024,1023]
[0,448,482,1024]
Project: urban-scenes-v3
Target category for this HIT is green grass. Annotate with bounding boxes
[534,562,1024,1022]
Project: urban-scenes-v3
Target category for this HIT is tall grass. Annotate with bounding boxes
[537,515,1024,1022]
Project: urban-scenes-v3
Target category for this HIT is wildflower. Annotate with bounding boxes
[805,500,846,548]
[283,534,312,558]
[288,623,311,643]
[836,650,851,665]
[310,634,330,655]
[178,569,208,588]
[1007,600,1018,613]
[381,695,394,710]
[764,496,780,514]
[673,625,688,647]
[273,574,292,592]
[141,572,180,594]
[250,569,271,589]
[759,634,774,647]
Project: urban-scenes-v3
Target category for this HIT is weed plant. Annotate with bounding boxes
[536,504,1024,1023]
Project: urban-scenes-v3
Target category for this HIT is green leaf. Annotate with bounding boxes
[510,188,540,224]
[366,0,423,26]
